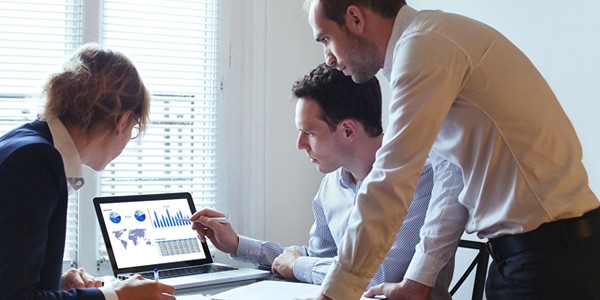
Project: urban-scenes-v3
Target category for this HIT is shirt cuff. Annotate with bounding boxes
[99,286,119,300]
[293,256,318,283]
[321,261,371,300]
[232,235,263,261]
[403,250,447,287]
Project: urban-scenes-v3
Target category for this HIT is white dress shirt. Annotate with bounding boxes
[321,5,599,299]
[46,116,85,193]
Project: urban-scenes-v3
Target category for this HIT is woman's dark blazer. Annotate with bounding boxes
[0,120,103,300]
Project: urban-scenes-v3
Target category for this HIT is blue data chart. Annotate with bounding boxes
[156,238,201,256]
[109,212,122,224]
[152,209,191,228]
[134,210,146,222]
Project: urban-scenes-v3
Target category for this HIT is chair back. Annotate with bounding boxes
[450,239,490,300]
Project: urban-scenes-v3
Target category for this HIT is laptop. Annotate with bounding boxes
[93,192,271,289]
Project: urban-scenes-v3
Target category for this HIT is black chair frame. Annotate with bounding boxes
[449,239,490,300]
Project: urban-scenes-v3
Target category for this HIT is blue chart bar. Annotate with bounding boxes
[152,209,191,228]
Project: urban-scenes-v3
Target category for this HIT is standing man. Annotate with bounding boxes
[303,0,600,299]
[191,63,462,299]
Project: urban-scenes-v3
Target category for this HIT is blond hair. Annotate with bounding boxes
[43,43,150,135]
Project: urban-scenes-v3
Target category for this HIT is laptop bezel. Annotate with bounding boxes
[93,192,214,276]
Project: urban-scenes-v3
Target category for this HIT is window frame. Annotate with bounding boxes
[77,0,226,275]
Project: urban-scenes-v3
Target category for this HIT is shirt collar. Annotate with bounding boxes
[338,168,363,192]
[383,5,418,80]
[46,116,85,191]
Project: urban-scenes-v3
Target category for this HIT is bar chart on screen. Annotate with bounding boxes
[151,208,192,228]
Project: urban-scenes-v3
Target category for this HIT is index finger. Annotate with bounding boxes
[363,284,385,298]
[190,208,225,221]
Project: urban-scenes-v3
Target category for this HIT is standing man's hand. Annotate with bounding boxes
[271,249,302,280]
[190,208,239,254]
[364,279,431,300]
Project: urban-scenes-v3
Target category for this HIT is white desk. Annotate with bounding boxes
[174,279,262,297]
[174,278,383,300]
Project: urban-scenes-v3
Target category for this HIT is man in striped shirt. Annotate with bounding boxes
[191,63,463,299]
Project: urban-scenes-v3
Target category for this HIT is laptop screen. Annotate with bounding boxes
[94,192,212,274]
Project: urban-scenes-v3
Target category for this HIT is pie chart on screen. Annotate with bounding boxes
[109,212,121,224]
[134,210,146,222]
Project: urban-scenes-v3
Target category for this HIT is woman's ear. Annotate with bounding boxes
[116,111,133,135]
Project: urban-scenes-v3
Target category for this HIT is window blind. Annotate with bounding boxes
[0,0,83,267]
[0,0,220,269]
[97,0,220,260]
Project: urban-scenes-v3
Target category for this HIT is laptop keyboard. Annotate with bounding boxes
[140,264,238,280]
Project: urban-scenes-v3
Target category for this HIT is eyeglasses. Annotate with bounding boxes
[130,122,140,140]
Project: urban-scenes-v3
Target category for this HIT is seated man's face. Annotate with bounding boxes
[295,97,348,174]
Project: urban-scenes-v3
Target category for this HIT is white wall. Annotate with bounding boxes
[263,1,325,245]
[218,0,323,247]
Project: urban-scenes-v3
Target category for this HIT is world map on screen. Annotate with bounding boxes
[112,228,152,249]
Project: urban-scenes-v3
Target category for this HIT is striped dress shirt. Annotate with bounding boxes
[234,160,456,299]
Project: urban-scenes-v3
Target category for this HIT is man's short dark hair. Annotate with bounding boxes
[311,0,405,26]
[291,63,383,137]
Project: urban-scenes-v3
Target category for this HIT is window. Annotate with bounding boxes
[0,0,220,273]
[0,0,84,268]
[100,0,219,200]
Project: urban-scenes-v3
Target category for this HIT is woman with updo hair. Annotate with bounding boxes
[0,43,175,300]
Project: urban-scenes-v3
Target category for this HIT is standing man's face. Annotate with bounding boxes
[295,98,348,174]
[308,1,381,83]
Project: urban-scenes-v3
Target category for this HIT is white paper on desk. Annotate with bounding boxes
[208,281,321,300]
[208,280,382,300]
[177,294,210,300]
